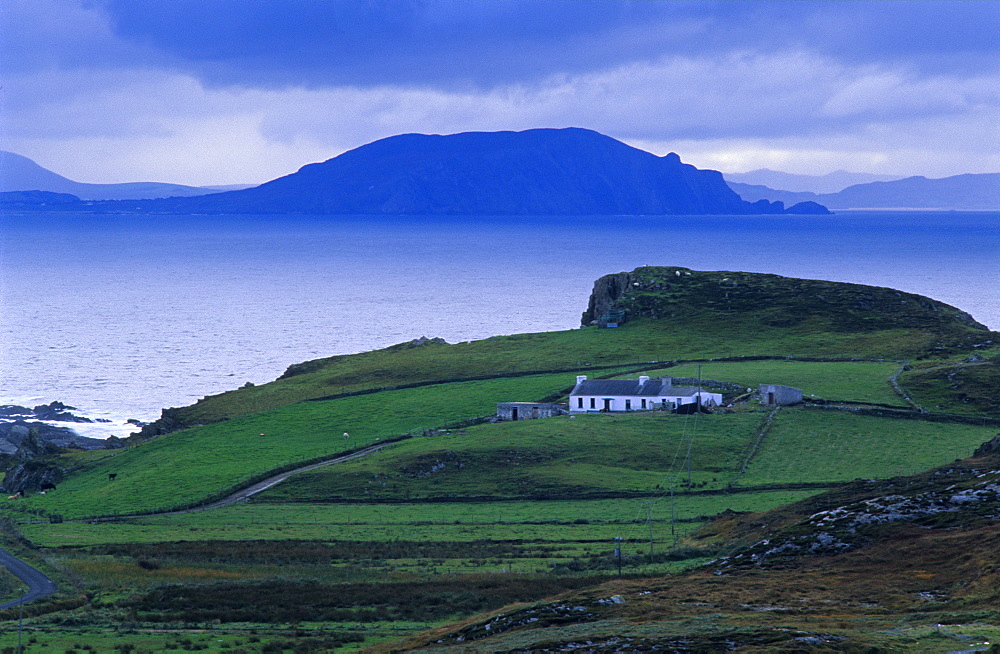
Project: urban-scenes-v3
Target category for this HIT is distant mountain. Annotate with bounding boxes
[828,174,1000,210]
[143,128,821,215]
[730,173,1000,211]
[724,168,903,194]
[0,151,248,201]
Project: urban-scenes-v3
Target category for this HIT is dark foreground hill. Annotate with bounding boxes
[397,440,1000,651]
[137,128,824,215]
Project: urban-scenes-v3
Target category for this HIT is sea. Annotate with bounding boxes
[1,210,997,439]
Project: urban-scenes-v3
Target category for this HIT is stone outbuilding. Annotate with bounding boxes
[496,402,568,421]
[759,384,803,406]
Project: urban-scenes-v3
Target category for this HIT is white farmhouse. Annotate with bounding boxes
[569,375,723,413]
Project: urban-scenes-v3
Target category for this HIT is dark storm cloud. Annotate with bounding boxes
[96,0,1000,88]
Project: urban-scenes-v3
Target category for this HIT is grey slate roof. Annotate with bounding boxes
[572,378,703,397]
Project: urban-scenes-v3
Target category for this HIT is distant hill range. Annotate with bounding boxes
[139,128,828,215]
[5,129,994,213]
[723,169,904,194]
[0,150,255,201]
[728,173,1000,211]
[1,129,826,215]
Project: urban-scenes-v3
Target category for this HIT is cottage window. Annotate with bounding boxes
[590,398,595,409]
[577,397,583,408]
[641,399,647,409]
[625,399,631,411]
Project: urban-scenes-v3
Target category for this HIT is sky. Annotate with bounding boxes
[2,0,998,186]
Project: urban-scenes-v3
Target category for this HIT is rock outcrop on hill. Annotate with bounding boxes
[139,128,814,216]
[581,266,990,333]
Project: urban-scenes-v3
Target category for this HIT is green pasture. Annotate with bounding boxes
[174,315,943,425]
[901,356,1000,416]
[12,372,588,520]
[22,492,819,549]
[255,411,763,501]
[738,407,997,486]
[643,359,907,406]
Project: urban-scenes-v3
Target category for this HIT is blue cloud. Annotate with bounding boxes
[94,0,998,88]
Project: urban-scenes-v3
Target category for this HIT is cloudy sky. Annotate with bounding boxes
[2,0,998,186]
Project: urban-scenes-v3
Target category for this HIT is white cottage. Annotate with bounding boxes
[569,375,722,413]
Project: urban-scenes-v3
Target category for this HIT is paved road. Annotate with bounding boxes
[0,546,58,609]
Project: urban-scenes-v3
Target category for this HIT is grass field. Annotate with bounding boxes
[649,359,907,405]
[12,372,593,520]
[163,313,956,428]
[257,411,763,502]
[738,407,996,486]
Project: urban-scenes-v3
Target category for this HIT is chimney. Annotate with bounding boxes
[576,375,587,385]
[638,375,650,385]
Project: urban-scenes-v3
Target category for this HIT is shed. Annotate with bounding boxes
[496,402,568,421]
[759,384,803,406]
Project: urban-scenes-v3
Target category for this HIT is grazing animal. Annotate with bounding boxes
[6,495,18,500]
[40,482,56,492]
[108,473,117,481]
[343,432,350,439]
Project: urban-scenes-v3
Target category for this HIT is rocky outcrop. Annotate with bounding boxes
[973,434,1000,458]
[0,461,65,494]
[580,271,634,326]
[580,266,990,334]
[784,201,832,214]
[0,401,93,423]
[0,421,105,457]
[132,407,188,439]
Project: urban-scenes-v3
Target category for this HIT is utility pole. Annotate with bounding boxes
[613,537,624,576]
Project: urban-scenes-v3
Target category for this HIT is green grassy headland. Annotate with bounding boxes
[1,266,998,652]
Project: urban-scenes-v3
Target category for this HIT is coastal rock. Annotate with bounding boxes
[0,421,108,457]
[784,201,832,214]
[581,271,634,326]
[0,401,92,423]
[0,461,65,494]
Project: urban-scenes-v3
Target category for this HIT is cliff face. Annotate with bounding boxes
[580,271,635,326]
[144,128,797,216]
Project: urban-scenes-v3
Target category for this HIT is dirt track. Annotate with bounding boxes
[0,441,391,608]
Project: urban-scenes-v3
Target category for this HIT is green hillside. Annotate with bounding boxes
[1,267,998,653]
[140,266,992,433]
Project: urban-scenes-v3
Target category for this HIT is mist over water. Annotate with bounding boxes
[1,211,997,435]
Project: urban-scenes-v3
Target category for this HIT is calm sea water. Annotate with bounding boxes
[1,211,997,437]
